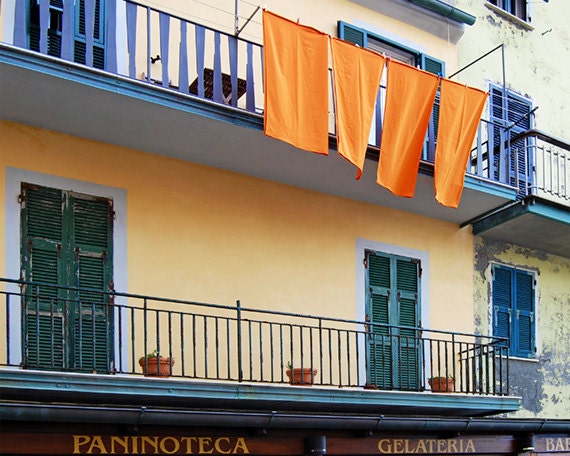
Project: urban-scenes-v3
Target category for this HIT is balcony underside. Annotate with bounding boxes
[0,370,521,420]
[472,197,570,258]
[0,45,515,226]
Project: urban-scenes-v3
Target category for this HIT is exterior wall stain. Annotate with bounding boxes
[474,236,570,418]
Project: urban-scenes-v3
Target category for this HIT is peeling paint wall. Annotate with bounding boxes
[474,237,570,418]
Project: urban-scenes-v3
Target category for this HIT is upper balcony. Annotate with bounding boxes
[0,278,520,418]
[1,0,569,238]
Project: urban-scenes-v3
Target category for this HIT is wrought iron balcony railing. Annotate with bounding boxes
[1,278,509,395]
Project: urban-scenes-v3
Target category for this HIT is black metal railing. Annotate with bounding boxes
[1,278,509,395]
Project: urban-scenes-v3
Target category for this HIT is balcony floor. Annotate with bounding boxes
[0,369,521,420]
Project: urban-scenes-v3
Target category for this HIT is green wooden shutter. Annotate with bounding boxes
[338,21,365,47]
[21,184,114,372]
[74,0,106,69]
[395,259,420,389]
[367,253,392,388]
[421,54,445,160]
[492,266,512,347]
[69,194,114,373]
[21,184,66,368]
[366,252,420,390]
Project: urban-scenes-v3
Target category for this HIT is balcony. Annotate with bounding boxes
[1,0,551,226]
[0,278,520,417]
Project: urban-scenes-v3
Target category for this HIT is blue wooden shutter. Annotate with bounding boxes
[514,270,535,358]
[493,265,535,358]
[421,54,445,160]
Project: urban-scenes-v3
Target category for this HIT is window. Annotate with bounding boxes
[492,265,536,358]
[488,0,528,22]
[338,22,445,160]
[29,0,106,69]
[20,183,114,371]
[489,85,533,197]
[365,250,421,390]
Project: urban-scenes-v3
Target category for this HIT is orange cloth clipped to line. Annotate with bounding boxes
[377,60,439,198]
[331,37,385,179]
[262,10,329,155]
[434,79,488,208]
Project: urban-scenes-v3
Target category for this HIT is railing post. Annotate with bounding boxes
[236,300,243,382]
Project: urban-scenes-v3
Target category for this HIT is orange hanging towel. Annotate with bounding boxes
[331,38,385,179]
[434,79,488,208]
[263,10,329,155]
[377,60,439,197]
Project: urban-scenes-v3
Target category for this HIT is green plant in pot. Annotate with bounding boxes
[138,349,175,377]
[285,361,317,386]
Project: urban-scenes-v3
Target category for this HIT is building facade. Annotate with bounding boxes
[1,0,569,455]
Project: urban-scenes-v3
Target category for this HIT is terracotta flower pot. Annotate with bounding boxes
[139,356,174,377]
[286,367,317,386]
[428,377,455,392]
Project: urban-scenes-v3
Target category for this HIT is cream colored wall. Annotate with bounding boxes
[474,238,570,418]
[1,120,473,332]
[455,0,570,139]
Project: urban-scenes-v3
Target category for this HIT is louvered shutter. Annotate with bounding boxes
[21,184,113,372]
[338,22,365,47]
[492,266,512,347]
[69,194,114,372]
[74,0,106,69]
[421,54,445,160]
[367,253,392,388]
[395,259,420,389]
[366,252,420,390]
[490,86,532,196]
[21,184,66,368]
[514,270,535,358]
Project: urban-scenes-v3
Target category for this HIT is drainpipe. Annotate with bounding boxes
[409,0,477,25]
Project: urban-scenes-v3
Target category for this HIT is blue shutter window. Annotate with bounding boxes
[492,265,535,358]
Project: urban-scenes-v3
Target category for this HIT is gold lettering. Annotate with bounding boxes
[438,440,447,453]
[447,439,458,453]
[232,438,250,455]
[566,438,570,450]
[546,438,555,451]
[415,440,427,453]
[88,436,108,454]
[110,436,130,454]
[131,436,139,455]
[158,437,180,455]
[73,436,91,454]
[393,439,404,454]
[181,437,197,454]
[211,438,231,455]
[141,437,159,454]
[464,439,475,453]
[198,437,213,454]
[556,439,565,451]
[378,439,391,453]
[425,440,437,453]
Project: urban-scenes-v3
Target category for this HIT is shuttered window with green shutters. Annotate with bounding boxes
[492,264,535,359]
[338,22,445,160]
[365,250,421,390]
[20,183,114,372]
[29,0,106,69]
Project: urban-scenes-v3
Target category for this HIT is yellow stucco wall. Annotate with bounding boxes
[1,120,474,332]
[474,238,570,418]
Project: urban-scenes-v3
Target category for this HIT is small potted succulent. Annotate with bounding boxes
[139,349,175,377]
[285,361,317,386]
[428,376,455,392]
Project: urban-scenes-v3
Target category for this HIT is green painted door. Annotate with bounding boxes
[365,250,421,390]
[20,183,114,372]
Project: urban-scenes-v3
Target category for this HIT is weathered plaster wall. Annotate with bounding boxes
[474,237,570,418]
[455,0,570,139]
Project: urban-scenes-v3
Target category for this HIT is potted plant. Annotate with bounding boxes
[428,376,455,392]
[139,349,175,377]
[285,361,317,386]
